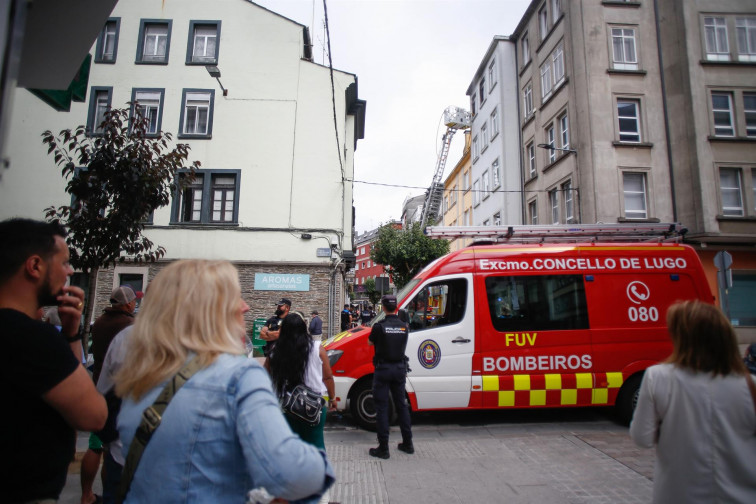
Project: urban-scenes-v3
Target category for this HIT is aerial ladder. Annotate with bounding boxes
[420,106,471,228]
[425,222,687,244]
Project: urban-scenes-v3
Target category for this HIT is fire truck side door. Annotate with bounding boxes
[402,273,475,409]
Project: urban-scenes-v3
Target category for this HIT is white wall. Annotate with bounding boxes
[0,0,359,264]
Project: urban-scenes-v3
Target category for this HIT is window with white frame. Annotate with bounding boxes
[540,61,552,99]
[704,16,730,61]
[617,99,641,143]
[464,209,470,226]
[482,169,490,198]
[559,112,569,151]
[132,89,164,135]
[180,90,214,138]
[488,59,497,91]
[562,180,574,223]
[549,189,559,223]
[492,158,500,187]
[473,179,481,205]
[188,21,220,64]
[479,78,486,106]
[472,135,479,160]
[137,20,171,63]
[493,211,501,226]
[551,0,561,24]
[712,92,735,137]
[481,124,488,149]
[522,33,530,65]
[611,27,638,70]
[719,167,744,216]
[547,126,556,163]
[552,43,565,86]
[623,172,648,219]
[87,87,112,134]
[451,185,457,205]
[527,142,536,178]
[463,171,470,191]
[523,82,534,117]
[96,19,119,63]
[745,93,756,137]
[174,170,240,224]
[528,200,538,224]
[490,108,499,137]
[736,17,756,61]
[539,4,548,40]
[471,93,477,115]
[483,219,490,226]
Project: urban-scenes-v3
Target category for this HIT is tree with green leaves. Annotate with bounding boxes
[363,277,382,306]
[42,105,199,322]
[370,221,450,289]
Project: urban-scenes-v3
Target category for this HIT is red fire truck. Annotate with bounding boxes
[325,224,713,429]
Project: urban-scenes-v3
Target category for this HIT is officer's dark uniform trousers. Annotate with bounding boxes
[371,314,412,446]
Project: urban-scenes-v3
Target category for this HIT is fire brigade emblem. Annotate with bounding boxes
[418,339,441,369]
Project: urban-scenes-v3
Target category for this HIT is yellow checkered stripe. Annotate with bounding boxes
[480,372,624,407]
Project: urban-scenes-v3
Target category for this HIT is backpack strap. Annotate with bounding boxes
[117,355,204,503]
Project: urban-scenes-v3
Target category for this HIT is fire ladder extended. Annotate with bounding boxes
[420,106,471,228]
[425,222,688,244]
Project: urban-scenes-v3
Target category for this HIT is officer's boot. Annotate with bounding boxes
[369,442,390,459]
[397,439,414,454]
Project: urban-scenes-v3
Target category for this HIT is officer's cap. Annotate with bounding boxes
[381,295,397,309]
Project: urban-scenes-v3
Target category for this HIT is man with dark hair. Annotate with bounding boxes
[0,218,106,502]
[259,297,291,357]
[368,294,413,459]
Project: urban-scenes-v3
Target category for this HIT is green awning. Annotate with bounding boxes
[28,53,91,111]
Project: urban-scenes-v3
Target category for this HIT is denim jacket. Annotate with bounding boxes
[118,353,334,503]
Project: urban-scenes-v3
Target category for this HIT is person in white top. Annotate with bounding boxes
[630,300,756,504]
[266,311,336,450]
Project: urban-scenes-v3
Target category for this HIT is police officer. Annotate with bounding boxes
[368,294,413,459]
[259,298,291,357]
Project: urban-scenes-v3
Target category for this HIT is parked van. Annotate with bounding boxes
[325,235,713,429]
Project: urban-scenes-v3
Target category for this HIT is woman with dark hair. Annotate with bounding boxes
[267,311,336,449]
[630,300,756,503]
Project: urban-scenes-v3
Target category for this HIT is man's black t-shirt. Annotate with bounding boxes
[0,308,80,501]
[263,315,284,357]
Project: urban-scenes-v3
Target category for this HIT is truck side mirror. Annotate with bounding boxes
[398,308,409,324]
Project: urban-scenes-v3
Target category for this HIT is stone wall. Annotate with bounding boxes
[93,260,347,339]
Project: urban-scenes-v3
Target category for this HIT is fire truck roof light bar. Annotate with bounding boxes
[424,223,687,244]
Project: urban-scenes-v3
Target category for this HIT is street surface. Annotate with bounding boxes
[60,408,655,504]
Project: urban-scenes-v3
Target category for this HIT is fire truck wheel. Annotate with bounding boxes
[615,373,643,426]
[349,379,397,431]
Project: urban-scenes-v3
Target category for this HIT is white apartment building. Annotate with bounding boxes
[466,36,522,227]
[0,0,365,336]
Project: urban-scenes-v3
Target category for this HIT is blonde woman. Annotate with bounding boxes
[630,300,756,503]
[115,260,333,503]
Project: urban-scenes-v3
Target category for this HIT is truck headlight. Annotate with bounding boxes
[327,349,343,367]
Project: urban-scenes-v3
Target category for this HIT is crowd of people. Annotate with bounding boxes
[3,216,755,503]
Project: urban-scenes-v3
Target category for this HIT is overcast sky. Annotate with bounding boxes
[254,0,531,234]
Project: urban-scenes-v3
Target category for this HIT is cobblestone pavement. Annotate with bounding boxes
[324,415,655,504]
[59,411,655,504]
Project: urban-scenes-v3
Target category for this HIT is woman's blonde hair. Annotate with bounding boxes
[115,259,245,399]
[665,300,746,376]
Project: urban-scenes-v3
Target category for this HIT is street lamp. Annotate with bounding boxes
[537,143,576,154]
[205,65,228,96]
